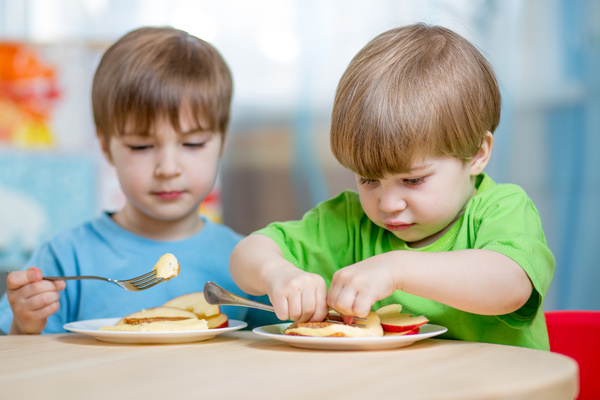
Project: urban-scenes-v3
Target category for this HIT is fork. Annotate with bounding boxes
[203,281,366,327]
[43,270,164,291]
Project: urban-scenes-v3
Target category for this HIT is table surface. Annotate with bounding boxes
[0,331,578,400]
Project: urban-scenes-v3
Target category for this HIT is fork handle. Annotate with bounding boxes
[44,276,109,281]
[203,281,275,312]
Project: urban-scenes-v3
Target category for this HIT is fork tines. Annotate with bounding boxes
[131,270,164,290]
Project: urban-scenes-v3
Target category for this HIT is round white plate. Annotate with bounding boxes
[64,318,247,344]
[252,323,447,351]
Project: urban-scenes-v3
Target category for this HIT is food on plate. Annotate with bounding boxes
[375,304,429,334]
[163,292,228,328]
[99,306,208,331]
[284,311,384,337]
[204,313,229,329]
[99,291,231,332]
[283,304,429,338]
[153,253,180,280]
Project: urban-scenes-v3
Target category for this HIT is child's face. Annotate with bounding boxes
[356,155,478,248]
[101,114,223,235]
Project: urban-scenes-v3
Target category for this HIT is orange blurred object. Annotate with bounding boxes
[0,42,60,146]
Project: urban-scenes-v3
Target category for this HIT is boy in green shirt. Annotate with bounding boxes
[230,23,555,350]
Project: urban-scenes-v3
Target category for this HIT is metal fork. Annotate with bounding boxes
[44,270,164,291]
[203,281,366,327]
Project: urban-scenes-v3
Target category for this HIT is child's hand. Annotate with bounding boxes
[6,267,66,334]
[327,255,397,319]
[230,234,330,323]
[265,267,329,323]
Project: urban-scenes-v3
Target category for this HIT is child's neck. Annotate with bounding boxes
[111,206,205,241]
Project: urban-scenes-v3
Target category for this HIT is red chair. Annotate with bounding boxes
[545,310,600,400]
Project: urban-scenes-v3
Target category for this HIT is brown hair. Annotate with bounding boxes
[330,23,501,179]
[92,27,233,142]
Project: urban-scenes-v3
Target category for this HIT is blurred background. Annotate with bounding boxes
[0,0,598,311]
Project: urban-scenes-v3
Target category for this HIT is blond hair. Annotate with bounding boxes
[331,23,501,179]
[92,27,232,142]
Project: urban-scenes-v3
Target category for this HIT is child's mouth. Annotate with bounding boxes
[155,191,183,200]
[385,223,415,231]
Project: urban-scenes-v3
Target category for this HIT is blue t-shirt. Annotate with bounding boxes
[0,212,280,334]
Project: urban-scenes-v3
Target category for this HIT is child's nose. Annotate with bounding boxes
[154,148,182,177]
[379,186,407,213]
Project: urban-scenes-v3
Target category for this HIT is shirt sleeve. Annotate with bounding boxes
[468,184,555,326]
[253,191,362,285]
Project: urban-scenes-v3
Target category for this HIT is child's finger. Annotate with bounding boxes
[11,299,57,334]
[6,267,42,290]
[28,290,62,313]
[328,284,357,316]
[298,289,320,322]
[302,278,329,322]
[351,291,375,318]
[10,284,61,312]
[286,288,304,321]
[47,278,66,291]
[312,286,329,322]
[27,267,43,282]
[329,284,373,318]
[269,295,290,321]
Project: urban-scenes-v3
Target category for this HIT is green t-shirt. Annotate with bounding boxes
[254,173,555,350]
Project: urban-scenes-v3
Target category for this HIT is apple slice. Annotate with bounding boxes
[205,313,229,329]
[163,292,220,319]
[383,327,421,336]
[376,303,403,316]
[380,314,428,333]
[376,304,428,333]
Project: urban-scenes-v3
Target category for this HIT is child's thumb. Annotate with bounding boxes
[6,267,42,290]
[26,266,43,283]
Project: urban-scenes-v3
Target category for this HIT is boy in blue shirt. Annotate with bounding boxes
[1,27,275,334]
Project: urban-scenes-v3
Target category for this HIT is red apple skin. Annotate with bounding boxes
[380,316,428,333]
[383,327,421,336]
[206,313,229,329]
[211,320,229,329]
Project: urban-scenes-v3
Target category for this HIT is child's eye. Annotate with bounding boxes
[359,177,379,186]
[183,142,206,148]
[128,145,152,151]
[403,177,424,186]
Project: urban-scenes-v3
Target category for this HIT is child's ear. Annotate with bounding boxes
[218,135,227,157]
[469,131,493,175]
[96,129,114,165]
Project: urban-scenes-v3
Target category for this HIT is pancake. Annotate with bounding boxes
[153,253,180,280]
[284,311,383,337]
[99,306,208,331]
[163,292,228,328]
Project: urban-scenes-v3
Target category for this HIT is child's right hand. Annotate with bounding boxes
[230,234,330,323]
[6,267,66,334]
[264,267,329,323]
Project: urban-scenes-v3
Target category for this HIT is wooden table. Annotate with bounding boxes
[0,331,578,400]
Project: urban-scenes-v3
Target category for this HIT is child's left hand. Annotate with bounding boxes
[327,254,397,318]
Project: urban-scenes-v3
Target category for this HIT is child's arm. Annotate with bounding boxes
[328,249,533,318]
[230,234,330,323]
[6,267,65,334]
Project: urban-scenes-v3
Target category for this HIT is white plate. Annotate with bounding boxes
[252,323,447,351]
[64,318,247,344]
